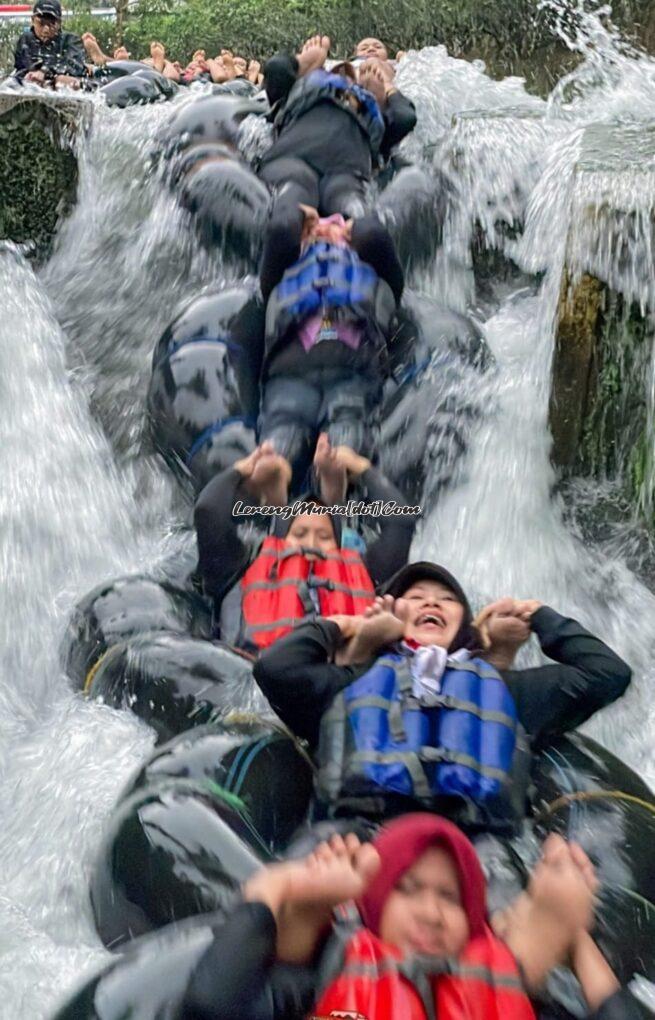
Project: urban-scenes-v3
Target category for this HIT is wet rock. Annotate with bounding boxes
[549,124,655,524]
[549,270,604,470]
[0,91,90,255]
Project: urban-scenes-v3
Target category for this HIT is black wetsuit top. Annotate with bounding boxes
[13,27,86,79]
[194,463,417,624]
[261,52,417,175]
[253,608,632,752]
[181,901,648,1020]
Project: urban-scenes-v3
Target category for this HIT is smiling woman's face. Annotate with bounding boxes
[356,37,389,60]
[400,580,464,648]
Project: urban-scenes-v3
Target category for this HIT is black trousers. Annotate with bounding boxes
[258,363,382,490]
[259,155,367,219]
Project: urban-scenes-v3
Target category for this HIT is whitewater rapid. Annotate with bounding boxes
[1,14,655,1015]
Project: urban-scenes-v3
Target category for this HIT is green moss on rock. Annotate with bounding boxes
[0,93,88,256]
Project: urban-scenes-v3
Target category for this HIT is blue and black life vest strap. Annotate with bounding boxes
[153,334,242,372]
[186,414,256,466]
[306,70,384,138]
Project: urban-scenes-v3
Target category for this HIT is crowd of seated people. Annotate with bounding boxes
[10,5,405,94]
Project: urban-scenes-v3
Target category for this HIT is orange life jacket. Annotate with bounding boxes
[241,536,375,650]
[312,923,536,1020]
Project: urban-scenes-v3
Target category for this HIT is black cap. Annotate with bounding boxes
[34,0,61,16]
[382,561,477,651]
[270,492,343,547]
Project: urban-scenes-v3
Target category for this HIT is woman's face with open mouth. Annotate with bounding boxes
[400,580,464,648]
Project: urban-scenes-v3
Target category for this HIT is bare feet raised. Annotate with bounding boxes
[82,32,109,65]
[475,597,542,670]
[247,59,262,84]
[243,833,380,963]
[501,833,597,992]
[113,45,130,60]
[314,433,348,505]
[150,40,166,72]
[358,60,388,107]
[342,595,409,663]
[297,34,330,76]
[234,442,292,507]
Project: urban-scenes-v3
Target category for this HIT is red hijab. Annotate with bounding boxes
[358,814,487,939]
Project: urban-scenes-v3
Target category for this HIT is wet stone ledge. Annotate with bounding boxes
[549,123,655,525]
[0,91,91,255]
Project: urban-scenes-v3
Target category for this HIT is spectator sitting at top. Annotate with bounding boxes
[14,0,87,89]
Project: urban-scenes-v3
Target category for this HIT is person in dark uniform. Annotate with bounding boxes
[14,0,86,87]
[259,34,416,217]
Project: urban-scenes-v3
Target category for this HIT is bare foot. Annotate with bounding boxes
[54,74,81,90]
[219,49,237,80]
[314,433,348,505]
[297,34,330,76]
[113,45,130,60]
[248,452,292,507]
[244,833,380,963]
[358,60,387,106]
[247,59,261,84]
[150,40,166,72]
[345,596,407,663]
[82,32,108,65]
[502,834,597,992]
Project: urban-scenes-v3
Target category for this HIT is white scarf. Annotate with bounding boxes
[401,643,472,700]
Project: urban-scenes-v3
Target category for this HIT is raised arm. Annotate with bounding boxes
[253,619,358,747]
[502,606,631,745]
[380,90,417,159]
[194,466,252,606]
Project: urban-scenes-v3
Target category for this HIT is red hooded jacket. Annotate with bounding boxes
[312,815,536,1020]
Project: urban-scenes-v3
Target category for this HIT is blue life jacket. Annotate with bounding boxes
[317,651,520,828]
[265,241,395,361]
[275,69,385,157]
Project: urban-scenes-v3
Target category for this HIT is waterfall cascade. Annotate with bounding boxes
[1,6,655,1014]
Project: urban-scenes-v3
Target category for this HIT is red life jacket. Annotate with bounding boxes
[241,536,375,650]
[312,923,536,1020]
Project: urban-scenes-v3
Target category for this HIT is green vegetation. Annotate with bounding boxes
[0,94,81,255]
[579,293,655,523]
[2,0,654,92]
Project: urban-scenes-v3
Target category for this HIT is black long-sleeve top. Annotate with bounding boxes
[261,52,417,176]
[181,902,648,1020]
[253,607,632,751]
[194,463,416,626]
[13,27,86,78]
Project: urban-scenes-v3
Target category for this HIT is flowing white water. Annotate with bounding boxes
[1,9,655,1014]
